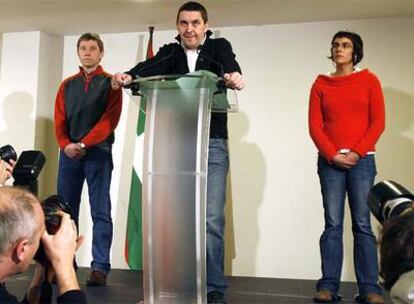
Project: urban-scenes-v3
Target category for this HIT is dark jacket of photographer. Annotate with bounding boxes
[0,282,86,304]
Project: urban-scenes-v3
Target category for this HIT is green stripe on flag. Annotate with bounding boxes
[125,169,143,269]
[125,96,146,269]
[125,26,153,270]
[137,101,146,135]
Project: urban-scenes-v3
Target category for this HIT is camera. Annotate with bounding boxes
[1,145,46,195]
[368,181,414,295]
[0,145,17,163]
[368,180,414,223]
[34,194,73,266]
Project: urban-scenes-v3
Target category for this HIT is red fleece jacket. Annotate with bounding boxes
[308,69,385,161]
[54,66,122,149]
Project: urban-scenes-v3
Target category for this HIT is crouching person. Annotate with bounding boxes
[0,187,86,303]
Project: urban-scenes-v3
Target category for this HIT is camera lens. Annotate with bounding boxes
[369,180,414,223]
[0,145,17,163]
[42,195,72,234]
[34,195,73,266]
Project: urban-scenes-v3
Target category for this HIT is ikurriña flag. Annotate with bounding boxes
[124,26,154,269]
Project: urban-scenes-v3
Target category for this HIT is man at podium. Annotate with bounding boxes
[112,2,244,303]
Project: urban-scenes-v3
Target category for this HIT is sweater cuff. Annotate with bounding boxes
[351,147,365,158]
[324,150,337,163]
[125,71,137,79]
[59,139,71,150]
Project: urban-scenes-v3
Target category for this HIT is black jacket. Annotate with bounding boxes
[0,282,87,304]
[126,31,242,139]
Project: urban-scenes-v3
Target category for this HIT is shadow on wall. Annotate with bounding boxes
[34,117,59,199]
[0,92,34,158]
[368,88,414,277]
[376,88,414,188]
[225,111,266,275]
[0,92,58,198]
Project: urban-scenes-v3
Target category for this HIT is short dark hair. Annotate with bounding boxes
[77,32,104,52]
[329,30,363,65]
[176,1,208,24]
[380,210,414,290]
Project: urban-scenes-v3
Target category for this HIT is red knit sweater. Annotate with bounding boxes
[308,69,385,161]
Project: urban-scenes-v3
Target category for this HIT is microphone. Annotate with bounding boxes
[124,48,176,95]
[196,45,224,77]
[196,46,225,94]
[134,48,176,78]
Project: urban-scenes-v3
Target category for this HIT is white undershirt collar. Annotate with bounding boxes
[181,35,207,73]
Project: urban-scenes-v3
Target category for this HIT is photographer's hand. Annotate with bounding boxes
[41,212,84,295]
[9,159,15,170]
[0,159,14,185]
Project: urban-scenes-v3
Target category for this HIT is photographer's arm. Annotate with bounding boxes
[0,160,15,186]
[41,213,86,303]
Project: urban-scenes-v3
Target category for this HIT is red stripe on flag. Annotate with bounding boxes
[146,26,154,59]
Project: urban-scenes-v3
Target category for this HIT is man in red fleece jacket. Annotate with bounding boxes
[54,32,122,287]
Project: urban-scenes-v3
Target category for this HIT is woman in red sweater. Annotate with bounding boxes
[309,31,385,304]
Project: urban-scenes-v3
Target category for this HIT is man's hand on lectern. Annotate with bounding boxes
[112,73,132,90]
[224,72,245,90]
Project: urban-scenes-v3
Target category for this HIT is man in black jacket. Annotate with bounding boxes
[112,2,244,303]
[0,187,86,303]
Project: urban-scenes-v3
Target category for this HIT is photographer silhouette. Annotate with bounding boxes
[369,181,414,304]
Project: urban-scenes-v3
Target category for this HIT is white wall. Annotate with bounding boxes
[34,32,63,198]
[220,17,414,280]
[1,16,413,282]
[0,32,40,153]
[0,31,63,195]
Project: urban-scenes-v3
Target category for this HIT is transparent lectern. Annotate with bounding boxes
[128,70,237,304]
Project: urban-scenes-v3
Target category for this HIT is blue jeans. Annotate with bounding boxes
[206,138,229,294]
[57,147,113,274]
[316,155,381,296]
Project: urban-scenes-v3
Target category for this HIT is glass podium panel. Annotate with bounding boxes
[142,72,214,304]
[125,71,237,304]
